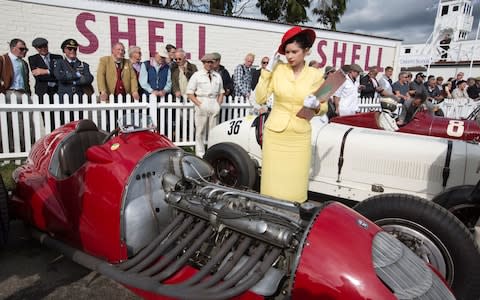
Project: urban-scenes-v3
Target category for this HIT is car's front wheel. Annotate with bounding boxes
[204,143,256,189]
[0,174,9,247]
[354,194,480,300]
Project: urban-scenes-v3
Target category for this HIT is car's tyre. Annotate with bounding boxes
[0,174,9,247]
[432,185,480,234]
[354,194,480,300]
[204,142,256,189]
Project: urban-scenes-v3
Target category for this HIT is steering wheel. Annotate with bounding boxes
[102,127,120,144]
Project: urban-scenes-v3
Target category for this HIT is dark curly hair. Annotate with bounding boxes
[281,32,313,53]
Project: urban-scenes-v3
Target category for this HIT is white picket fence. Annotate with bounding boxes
[0,93,478,161]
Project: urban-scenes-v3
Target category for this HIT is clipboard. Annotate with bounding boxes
[297,69,347,120]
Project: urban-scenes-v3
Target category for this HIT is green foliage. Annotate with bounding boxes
[313,0,348,31]
[256,0,310,24]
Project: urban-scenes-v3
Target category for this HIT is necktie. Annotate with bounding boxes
[43,55,50,70]
[17,58,26,89]
[70,61,76,68]
[208,71,212,82]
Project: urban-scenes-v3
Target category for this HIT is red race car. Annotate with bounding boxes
[0,117,462,299]
[332,110,480,141]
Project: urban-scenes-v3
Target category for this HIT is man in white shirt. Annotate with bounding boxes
[186,53,225,157]
[334,64,362,116]
[378,66,394,96]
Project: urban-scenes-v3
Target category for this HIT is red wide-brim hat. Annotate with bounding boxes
[277,26,316,55]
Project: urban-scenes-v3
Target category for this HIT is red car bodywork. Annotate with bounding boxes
[8,120,444,299]
[332,110,480,141]
[11,121,175,262]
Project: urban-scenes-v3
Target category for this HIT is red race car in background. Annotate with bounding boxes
[332,110,480,141]
[0,116,468,299]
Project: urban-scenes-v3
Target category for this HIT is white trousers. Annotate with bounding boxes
[195,98,220,157]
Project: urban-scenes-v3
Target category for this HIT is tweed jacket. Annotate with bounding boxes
[96,56,138,96]
[0,53,30,94]
[171,61,198,94]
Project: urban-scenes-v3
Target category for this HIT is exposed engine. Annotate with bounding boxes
[113,150,454,299]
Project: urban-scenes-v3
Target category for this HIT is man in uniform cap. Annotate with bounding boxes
[53,38,93,104]
[333,63,362,116]
[28,37,62,102]
[211,52,233,97]
[186,53,224,157]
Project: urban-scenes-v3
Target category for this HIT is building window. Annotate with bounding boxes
[441,5,448,16]
[405,48,411,54]
[453,5,459,12]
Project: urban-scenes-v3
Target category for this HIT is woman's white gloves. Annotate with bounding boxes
[303,94,319,109]
[265,52,281,72]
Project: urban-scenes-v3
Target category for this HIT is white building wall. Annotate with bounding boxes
[0,0,400,94]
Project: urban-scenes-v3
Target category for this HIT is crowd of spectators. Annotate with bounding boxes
[2,36,480,153]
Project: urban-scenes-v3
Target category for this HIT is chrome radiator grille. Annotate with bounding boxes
[372,231,455,300]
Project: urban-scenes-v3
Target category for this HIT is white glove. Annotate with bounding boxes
[265,52,281,72]
[303,95,319,109]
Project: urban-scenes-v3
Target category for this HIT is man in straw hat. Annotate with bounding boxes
[333,63,362,116]
[186,53,224,157]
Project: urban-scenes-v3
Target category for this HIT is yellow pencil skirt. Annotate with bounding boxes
[260,124,311,203]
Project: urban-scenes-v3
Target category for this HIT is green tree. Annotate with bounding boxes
[312,0,348,31]
[256,0,310,24]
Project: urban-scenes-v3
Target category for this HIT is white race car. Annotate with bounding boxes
[206,112,480,296]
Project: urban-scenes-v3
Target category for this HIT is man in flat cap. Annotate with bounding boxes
[186,53,224,157]
[28,37,62,102]
[333,63,362,116]
[211,52,233,97]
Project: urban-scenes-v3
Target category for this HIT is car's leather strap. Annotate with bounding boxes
[442,140,453,188]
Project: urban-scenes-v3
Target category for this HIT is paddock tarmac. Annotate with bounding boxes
[0,221,140,300]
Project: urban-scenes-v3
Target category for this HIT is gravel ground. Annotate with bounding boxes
[0,221,140,300]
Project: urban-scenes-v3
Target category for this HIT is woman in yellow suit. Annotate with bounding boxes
[255,27,327,203]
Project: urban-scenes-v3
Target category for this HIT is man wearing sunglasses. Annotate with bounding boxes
[171,48,197,99]
[28,37,62,102]
[0,38,30,95]
[251,56,269,91]
[53,39,94,102]
[0,38,31,152]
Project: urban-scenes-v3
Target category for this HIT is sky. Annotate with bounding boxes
[239,0,480,44]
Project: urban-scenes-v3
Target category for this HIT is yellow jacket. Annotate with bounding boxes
[255,62,327,134]
[96,56,138,96]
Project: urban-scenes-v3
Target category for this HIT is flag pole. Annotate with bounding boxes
[468,2,480,77]
[427,0,443,74]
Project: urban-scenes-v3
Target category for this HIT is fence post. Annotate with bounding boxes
[148,94,158,132]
